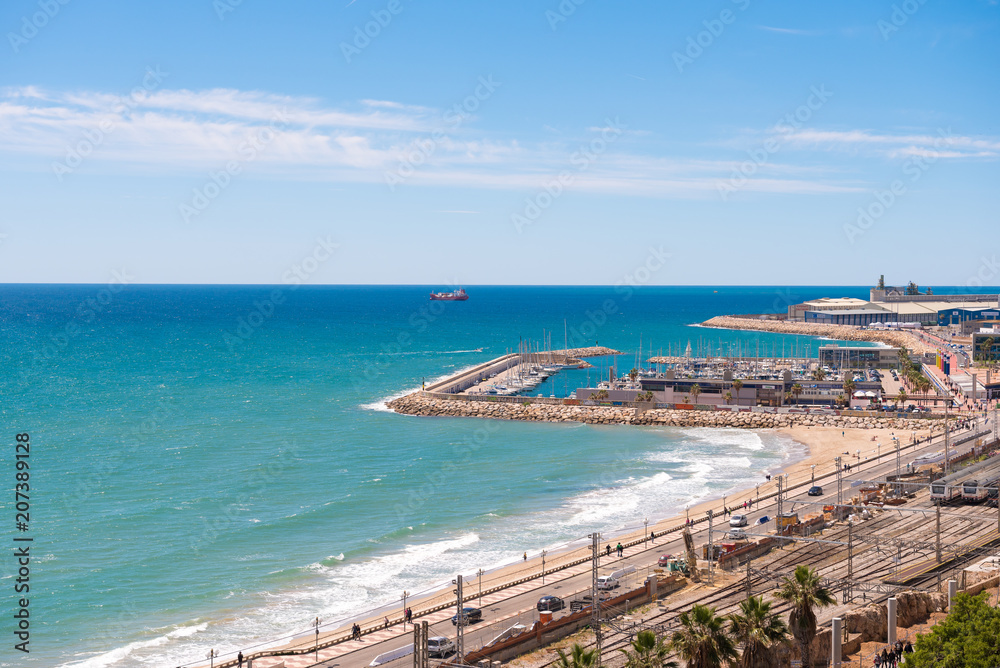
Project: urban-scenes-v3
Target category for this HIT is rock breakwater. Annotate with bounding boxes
[386,393,937,430]
[700,316,933,354]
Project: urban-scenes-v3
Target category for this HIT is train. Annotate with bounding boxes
[930,454,1000,505]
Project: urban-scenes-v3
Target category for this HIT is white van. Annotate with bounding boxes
[597,565,636,590]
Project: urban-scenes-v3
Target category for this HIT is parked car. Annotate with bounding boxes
[451,607,483,626]
[754,515,770,525]
[729,514,748,527]
[807,486,824,496]
[657,553,673,567]
[570,592,610,611]
[536,596,565,612]
[427,636,455,658]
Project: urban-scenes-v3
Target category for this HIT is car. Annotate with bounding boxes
[729,514,748,527]
[570,593,611,611]
[657,553,673,567]
[427,636,455,658]
[808,486,823,496]
[451,607,483,626]
[754,515,770,525]
[536,596,565,612]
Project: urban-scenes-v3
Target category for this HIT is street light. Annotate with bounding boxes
[541,550,547,584]
[644,517,649,545]
[811,464,816,486]
[402,590,409,628]
[314,617,321,662]
[207,650,217,668]
[477,568,484,606]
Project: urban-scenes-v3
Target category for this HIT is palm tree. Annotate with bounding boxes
[670,603,738,668]
[729,595,789,668]
[724,391,733,405]
[835,393,846,408]
[733,379,744,406]
[630,367,639,382]
[620,629,678,668]
[916,377,932,404]
[896,388,908,405]
[556,643,598,667]
[783,391,793,405]
[690,384,702,404]
[842,377,856,397]
[791,383,803,403]
[976,337,995,366]
[591,389,609,401]
[774,565,835,668]
[811,368,825,381]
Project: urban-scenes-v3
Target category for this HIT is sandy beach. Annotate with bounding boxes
[270,423,934,660]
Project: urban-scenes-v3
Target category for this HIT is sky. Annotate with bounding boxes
[0,0,998,286]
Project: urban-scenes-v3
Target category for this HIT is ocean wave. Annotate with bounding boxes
[57,622,208,668]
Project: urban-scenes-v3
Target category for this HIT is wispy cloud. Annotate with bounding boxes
[757,25,821,36]
[775,128,1000,158]
[0,85,875,198]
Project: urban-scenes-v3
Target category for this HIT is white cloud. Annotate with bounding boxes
[0,85,875,198]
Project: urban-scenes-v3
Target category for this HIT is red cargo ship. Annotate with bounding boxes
[429,288,468,301]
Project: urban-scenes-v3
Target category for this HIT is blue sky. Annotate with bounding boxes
[0,0,997,285]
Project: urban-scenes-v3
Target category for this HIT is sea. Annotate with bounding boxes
[0,284,918,667]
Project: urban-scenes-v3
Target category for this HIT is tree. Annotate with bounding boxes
[733,379,744,406]
[690,383,702,404]
[724,391,733,405]
[630,367,639,382]
[836,393,846,408]
[555,643,599,668]
[729,595,789,668]
[976,337,995,366]
[843,377,856,398]
[775,566,835,668]
[904,591,1000,668]
[590,389,609,401]
[811,368,826,381]
[620,629,678,668]
[670,603,738,668]
[783,391,793,405]
[897,388,908,405]
[791,383,803,403]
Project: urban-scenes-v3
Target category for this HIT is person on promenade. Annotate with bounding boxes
[237,652,243,668]
[405,607,412,624]
[616,542,623,557]
[352,623,361,641]
[384,615,389,629]
[523,552,527,562]
[650,531,655,543]
[873,652,881,667]
[606,544,611,556]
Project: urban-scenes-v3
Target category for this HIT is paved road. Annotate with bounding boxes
[264,418,990,668]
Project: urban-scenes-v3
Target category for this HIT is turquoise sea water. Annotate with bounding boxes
[0,284,890,666]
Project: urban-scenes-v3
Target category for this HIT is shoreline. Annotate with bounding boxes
[254,423,933,665]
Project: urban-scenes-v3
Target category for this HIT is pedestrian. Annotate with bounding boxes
[904,641,913,654]
[523,552,527,562]
[616,542,623,557]
[650,531,655,543]
[874,652,881,667]
[405,607,412,624]
[606,544,611,556]
[238,652,244,668]
[384,615,389,628]
[843,430,845,437]
[881,648,889,666]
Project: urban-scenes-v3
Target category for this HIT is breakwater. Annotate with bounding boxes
[386,393,939,430]
[700,316,934,353]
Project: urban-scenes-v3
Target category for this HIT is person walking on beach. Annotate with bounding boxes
[523,552,527,562]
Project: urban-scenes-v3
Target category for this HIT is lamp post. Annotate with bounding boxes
[756,483,759,505]
[541,551,547,584]
[313,617,321,662]
[811,464,816,486]
[644,517,649,545]
[402,590,409,628]
[207,650,217,668]
[685,506,690,526]
[477,568,484,606]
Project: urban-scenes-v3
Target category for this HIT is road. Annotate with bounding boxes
[264,418,991,668]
